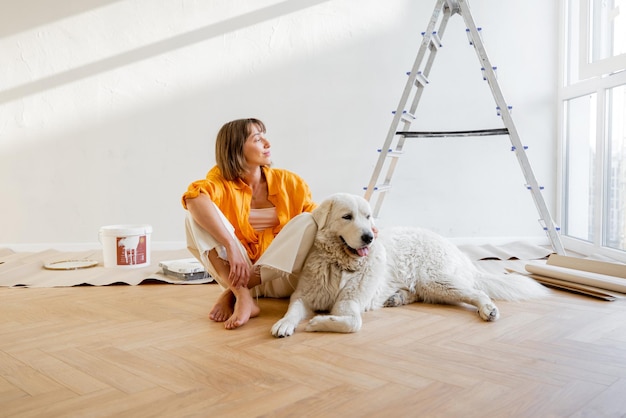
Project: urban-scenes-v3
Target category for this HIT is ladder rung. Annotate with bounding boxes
[430,32,443,49]
[377,149,404,157]
[401,112,416,122]
[396,128,509,138]
[364,184,391,193]
[422,31,443,49]
[407,71,430,86]
[392,110,416,122]
[414,71,430,86]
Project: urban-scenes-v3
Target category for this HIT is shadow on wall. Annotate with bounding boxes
[0,0,330,104]
[0,0,123,37]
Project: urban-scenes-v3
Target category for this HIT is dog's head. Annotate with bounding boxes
[312,193,376,268]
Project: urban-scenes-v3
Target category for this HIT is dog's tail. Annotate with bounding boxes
[475,271,550,301]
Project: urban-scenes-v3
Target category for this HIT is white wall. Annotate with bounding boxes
[0,0,558,249]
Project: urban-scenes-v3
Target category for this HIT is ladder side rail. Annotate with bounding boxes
[372,155,395,216]
[364,0,448,202]
[421,5,454,81]
[459,7,535,169]
[380,135,409,188]
[372,189,387,219]
[383,7,454,216]
[407,9,453,116]
[371,136,409,217]
[459,0,565,254]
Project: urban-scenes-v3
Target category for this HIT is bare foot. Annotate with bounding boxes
[224,288,260,329]
[209,289,235,322]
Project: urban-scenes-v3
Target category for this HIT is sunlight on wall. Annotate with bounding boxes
[0,0,403,152]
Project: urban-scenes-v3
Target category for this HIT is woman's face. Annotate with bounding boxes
[243,123,271,168]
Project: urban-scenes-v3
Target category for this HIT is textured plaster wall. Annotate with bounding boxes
[0,0,558,248]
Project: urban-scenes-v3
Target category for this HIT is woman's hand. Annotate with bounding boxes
[226,245,251,289]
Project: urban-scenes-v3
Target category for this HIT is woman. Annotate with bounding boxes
[182,118,317,329]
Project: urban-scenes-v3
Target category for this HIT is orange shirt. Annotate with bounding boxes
[182,166,316,262]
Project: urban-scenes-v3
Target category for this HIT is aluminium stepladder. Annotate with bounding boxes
[363,0,565,255]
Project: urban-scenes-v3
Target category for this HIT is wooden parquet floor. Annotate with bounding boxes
[2,279,626,417]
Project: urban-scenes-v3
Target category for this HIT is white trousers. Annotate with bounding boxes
[185,208,317,298]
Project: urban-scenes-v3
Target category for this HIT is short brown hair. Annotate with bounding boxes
[215,118,266,181]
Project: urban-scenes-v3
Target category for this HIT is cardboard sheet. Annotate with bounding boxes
[546,254,626,279]
[525,261,626,294]
[523,273,618,301]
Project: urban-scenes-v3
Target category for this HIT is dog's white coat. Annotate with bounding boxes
[271,193,549,337]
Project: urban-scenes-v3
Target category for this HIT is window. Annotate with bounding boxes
[560,0,626,261]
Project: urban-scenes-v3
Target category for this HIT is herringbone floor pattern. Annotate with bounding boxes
[2,279,626,417]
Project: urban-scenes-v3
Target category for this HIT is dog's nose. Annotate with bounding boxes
[361,232,374,245]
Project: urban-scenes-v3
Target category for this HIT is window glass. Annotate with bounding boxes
[564,94,597,241]
[580,0,626,78]
[589,0,625,62]
[566,0,581,84]
[605,84,626,250]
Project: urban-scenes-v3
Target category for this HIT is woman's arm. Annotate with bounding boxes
[185,193,251,288]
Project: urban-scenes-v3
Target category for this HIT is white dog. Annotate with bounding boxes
[271,193,549,337]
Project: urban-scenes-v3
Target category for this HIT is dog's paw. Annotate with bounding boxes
[271,319,297,338]
[305,314,361,333]
[383,291,406,307]
[478,303,500,322]
[304,315,331,332]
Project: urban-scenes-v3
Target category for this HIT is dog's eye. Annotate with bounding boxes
[342,214,353,220]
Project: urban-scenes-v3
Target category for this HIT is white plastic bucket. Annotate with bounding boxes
[99,224,152,268]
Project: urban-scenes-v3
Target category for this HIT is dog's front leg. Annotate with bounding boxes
[271,294,313,338]
[305,299,362,333]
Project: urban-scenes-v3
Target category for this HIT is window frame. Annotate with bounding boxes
[578,0,626,79]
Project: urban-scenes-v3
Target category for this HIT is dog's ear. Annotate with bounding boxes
[312,198,333,230]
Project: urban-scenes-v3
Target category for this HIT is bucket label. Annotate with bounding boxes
[116,235,147,266]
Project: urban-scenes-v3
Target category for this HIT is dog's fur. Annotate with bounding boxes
[271,193,550,337]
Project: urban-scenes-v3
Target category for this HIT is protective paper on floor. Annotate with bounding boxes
[457,241,553,261]
[0,248,212,288]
